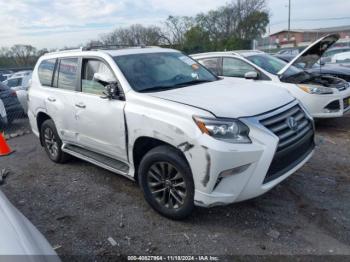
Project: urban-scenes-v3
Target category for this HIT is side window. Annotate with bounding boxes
[57,58,78,91]
[81,59,116,95]
[198,58,220,75]
[223,58,257,78]
[38,59,56,87]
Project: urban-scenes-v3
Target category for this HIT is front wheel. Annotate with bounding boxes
[138,145,195,220]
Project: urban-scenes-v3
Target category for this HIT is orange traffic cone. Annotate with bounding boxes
[0,133,13,156]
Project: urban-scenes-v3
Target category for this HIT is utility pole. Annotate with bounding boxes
[287,0,291,41]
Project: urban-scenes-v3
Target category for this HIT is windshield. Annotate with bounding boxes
[114,52,218,92]
[246,54,303,78]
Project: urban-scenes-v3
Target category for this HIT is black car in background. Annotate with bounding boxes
[275,54,350,82]
[0,82,24,126]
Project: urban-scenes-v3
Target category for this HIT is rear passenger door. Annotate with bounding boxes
[44,57,80,143]
[73,58,127,161]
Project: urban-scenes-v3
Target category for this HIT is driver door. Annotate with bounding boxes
[74,58,127,161]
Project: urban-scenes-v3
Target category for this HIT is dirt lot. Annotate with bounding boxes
[1,116,350,261]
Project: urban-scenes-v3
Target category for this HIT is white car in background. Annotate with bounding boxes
[3,71,32,91]
[192,34,350,118]
[2,70,32,113]
[331,51,350,63]
[0,190,60,261]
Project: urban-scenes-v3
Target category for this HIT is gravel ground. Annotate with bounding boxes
[0,116,349,261]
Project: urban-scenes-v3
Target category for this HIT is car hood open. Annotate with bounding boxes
[278,34,340,76]
[148,78,294,118]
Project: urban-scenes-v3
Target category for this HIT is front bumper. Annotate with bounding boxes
[302,88,350,118]
[188,101,314,207]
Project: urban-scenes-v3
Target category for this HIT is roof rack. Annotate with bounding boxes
[44,45,161,55]
[44,47,84,55]
[84,44,160,51]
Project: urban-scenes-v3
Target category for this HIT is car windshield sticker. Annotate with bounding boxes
[179,55,196,66]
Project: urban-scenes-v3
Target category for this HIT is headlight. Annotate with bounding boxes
[193,116,251,144]
[298,84,333,94]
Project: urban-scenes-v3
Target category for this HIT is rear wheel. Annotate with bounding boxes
[138,145,194,220]
[40,119,70,163]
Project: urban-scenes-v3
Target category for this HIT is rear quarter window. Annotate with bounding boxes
[38,59,57,87]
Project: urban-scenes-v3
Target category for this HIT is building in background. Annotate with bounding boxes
[257,25,350,51]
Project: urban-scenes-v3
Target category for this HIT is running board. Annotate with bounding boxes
[62,144,131,178]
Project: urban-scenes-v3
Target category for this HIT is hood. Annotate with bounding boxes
[278,34,340,76]
[148,78,294,118]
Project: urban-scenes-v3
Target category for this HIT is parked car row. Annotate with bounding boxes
[0,70,32,126]
[194,34,350,119]
[24,33,349,220]
[0,83,25,127]
[0,33,346,222]
[2,33,349,257]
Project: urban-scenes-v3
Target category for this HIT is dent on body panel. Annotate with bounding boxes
[128,109,212,187]
[177,142,211,188]
[201,146,211,187]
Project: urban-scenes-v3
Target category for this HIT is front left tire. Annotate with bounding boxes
[138,145,195,220]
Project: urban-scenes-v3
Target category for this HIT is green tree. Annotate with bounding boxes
[182,26,212,54]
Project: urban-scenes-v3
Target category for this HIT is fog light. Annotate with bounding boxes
[219,164,251,178]
[213,164,251,190]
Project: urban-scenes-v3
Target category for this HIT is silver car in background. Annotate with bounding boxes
[0,190,60,261]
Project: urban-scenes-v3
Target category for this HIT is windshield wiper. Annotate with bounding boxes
[139,79,214,93]
[173,79,214,87]
[139,86,175,93]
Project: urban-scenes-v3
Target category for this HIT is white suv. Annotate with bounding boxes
[28,47,315,219]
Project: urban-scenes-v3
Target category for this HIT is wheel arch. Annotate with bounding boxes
[132,136,191,183]
[36,111,52,146]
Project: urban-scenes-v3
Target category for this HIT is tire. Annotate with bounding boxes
[40,119,70,163]
[138,145,195,220]
[0,116,6,130]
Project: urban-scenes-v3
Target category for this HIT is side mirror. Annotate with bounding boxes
[102,83,124,100]
[93,72,117,84]
[244,71,259,80]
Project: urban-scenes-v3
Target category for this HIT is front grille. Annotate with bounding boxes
[260,104,315,183]
[344,97,350,109]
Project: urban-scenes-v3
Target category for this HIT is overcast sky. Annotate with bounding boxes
[1,0,350,49]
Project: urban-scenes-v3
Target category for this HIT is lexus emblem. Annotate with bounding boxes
[286,117,298,132]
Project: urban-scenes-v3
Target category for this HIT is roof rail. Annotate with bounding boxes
[232,50,264,55]
[43,45,161,56]
[84,44,160,51]
[44,47,84,55]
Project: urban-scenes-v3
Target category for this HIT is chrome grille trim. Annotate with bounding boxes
[259,103,313,152]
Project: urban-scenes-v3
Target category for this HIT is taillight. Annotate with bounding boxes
[10,90,17,97]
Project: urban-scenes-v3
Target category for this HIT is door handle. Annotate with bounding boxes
[75,103,86,109]
[47,97,56,102]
